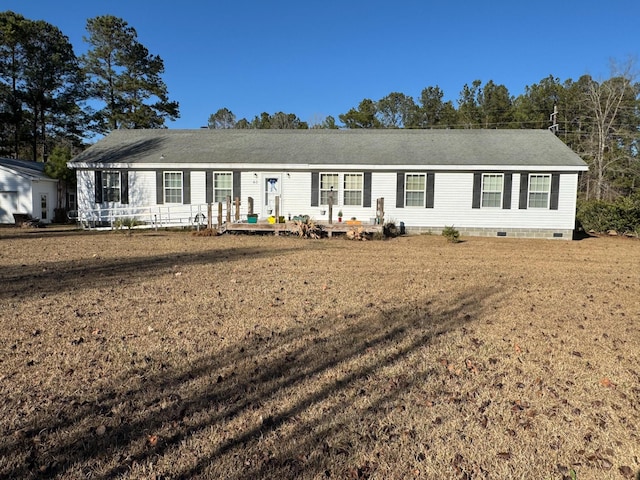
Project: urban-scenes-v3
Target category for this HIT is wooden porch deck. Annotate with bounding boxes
[221,221,383,237]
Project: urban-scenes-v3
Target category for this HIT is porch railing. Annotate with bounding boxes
[77,203,219,230]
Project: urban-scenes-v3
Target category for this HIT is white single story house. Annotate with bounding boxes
[0,158,58,224]
[68,129,588,239]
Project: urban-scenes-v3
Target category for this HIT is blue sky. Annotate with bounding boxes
[4,1,639,130]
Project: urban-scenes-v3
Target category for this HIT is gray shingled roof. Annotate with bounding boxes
[69,129,588,168]
[0,157,51,179]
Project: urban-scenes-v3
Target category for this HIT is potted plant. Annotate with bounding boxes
[338,210,343,222]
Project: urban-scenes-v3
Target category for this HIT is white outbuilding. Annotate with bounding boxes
[0,158,58,224]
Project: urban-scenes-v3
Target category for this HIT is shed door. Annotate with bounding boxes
[0,191,18,224]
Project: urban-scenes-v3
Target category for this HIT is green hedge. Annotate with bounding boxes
[577,195,640,235]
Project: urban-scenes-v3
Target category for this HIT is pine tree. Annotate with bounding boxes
[82,15,179,134]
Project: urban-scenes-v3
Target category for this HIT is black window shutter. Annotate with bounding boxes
[426,173,435,208]
[205,171,213,203]
[502,173,512,209]
[156,171,164,204]
[396,172,405,208]
[120,171,129,204]
[95,171,103,204]
[550,173,560,210]
[311,172,319,206]
[472,173,481,209]
[363,172,372,207]
[519,173,529,209]
[233,170,241,202]
[182,170,191,204]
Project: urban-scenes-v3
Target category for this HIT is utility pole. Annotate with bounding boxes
[548,105,559,135]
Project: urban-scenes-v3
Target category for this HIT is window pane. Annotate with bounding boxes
[165,189,181,203]
[529,192,548,208]
[344,174,362,190]
[104,173,119,189]
[321,190,338,205]
[530,176,540,191]
[483,174,502,192]
[343,190,362,206]
[529,175,550,192]
[406,175,425,191]
[215,173,232,189]
[214,189,231,203]
[482,192,501,208]
[406,191,425,207]
[165,172,181,188]
[321,174,339,190]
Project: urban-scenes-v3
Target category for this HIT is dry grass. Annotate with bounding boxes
[0,227,639,479]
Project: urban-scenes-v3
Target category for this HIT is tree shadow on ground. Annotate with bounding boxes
[0,243,305,300]
[0,280,500,479]
[0,227,94,241]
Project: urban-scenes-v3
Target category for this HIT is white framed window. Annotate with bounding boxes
[405,173,426,207]
[164,171,183,204]
[214,172,232,203]
[67,192,76,211]
[102,171,121,202]
[481,173,503,208]
[320,173,339,206]
[528,174,551,208]
[343,173,363,206]
[404,173,427,207]
[40,194,48,220]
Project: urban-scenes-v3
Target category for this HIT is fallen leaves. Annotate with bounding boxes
[619,465,635,479]
[600,377,616,388]
[465,358,481,374]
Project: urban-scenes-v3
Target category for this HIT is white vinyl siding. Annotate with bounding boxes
[135,171,157,205]
[481,174,502,208]
[190,171,206,204]
[384,172,579,231]
[164,171,183,204]
[72,167,580,236]
[528,174,551,208]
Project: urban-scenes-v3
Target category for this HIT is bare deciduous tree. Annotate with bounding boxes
[582,59,639,200]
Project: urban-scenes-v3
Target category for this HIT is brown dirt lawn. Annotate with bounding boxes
[0,228,639,479]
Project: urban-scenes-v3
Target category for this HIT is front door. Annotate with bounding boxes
[263,174,282,218]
